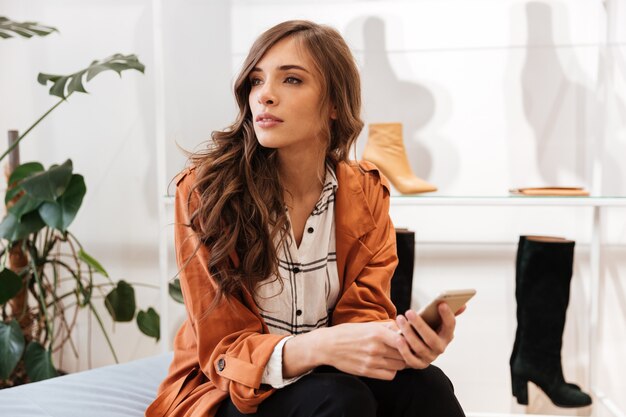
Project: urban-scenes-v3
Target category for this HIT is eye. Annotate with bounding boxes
[285,76,302,85]
[250,77,263,86]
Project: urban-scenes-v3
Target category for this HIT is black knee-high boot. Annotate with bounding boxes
[510,236,592,408]
[510,237,581,392]
[391,229,414,315]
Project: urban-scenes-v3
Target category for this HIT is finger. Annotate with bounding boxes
[396,314,437,363]
[454,304,467,316]
[381,345,405,361]
[395,334,429,369]
[363,355,405,373]
[363,368,397,381]
[388,358,407,371]
[379,324,404,349]
[382,321,400,332]
[404,311,444,357]
[353,356,400,380]
[437,303,457,343]
[365,326,404,360]
[379,356,407,371]
[375,327,405,360]
[396,314,425,347]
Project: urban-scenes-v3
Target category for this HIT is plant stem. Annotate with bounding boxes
[68,231,113,285]
[45,290,76,307]
[9,241,31,335]
[47,259,81,280]
[42,227,52,258]
[0,93,73,163]
[88,303,119,363]
[47,258,92,308]
[51,298,79,358]
[27,248,53,347]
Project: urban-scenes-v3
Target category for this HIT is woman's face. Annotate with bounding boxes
[248,36,334,155]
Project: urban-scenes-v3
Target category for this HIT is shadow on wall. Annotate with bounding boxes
[521,1,598,188]
[349,16,458,190]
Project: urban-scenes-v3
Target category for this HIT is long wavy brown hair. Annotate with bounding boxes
[187,20,363,302]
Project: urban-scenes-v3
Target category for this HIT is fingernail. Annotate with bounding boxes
[397,315,406,325]
[406,310,416,320]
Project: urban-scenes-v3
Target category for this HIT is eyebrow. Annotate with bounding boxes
[250,64,310,74]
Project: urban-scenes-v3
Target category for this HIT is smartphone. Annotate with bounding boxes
[417,289,476,329]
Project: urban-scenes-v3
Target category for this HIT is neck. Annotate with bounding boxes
[278,150,326,201]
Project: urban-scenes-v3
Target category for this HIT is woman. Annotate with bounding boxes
[146,20,466,417]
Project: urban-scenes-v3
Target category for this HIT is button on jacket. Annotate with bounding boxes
[145,160,398,417]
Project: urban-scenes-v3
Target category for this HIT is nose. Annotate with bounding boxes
[257,82,277,106]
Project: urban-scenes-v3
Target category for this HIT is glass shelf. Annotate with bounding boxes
[390,195,626,207]
[163,194,626,207]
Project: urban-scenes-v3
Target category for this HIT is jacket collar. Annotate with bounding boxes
[334,161,378,240]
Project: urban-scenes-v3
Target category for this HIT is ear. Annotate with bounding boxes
[330,105,337,120]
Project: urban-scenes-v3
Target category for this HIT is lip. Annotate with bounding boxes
[255,113,284,128]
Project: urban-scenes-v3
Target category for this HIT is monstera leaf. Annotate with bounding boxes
[23,342,58,382]
[0,16,58,39]
[0,210,46,241]
[0,268,22,304]
[0,54,146,164]
[105,280,136,322]
[0,320,25,380]
[168,279,184,304]
[7,192,43,218]
[38,174,86,232]
[137,308,160,341]
[0,160,84,239]
[38,54,145,99]
[5,162,45,204]
[20,159,73,202]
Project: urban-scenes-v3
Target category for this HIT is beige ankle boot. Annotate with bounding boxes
[362,123,437,194]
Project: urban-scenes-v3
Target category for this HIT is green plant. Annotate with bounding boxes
[0,17,160,388]
[0,16,57,39]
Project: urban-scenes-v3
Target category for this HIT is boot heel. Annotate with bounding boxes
[512,376,528,405]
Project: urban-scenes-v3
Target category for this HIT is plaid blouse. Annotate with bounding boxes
[256,166,339,387]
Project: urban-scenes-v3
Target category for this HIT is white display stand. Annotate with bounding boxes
[391,195,626,417]
[158,194,626,416]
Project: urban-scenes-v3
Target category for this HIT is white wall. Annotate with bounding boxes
[2,0,626,415]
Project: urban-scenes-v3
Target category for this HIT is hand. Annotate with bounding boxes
[394,303,464,369]
[321,322,406,380]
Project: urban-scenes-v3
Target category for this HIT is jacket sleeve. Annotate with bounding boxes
[173,169,287,414]
[332,166,398,325]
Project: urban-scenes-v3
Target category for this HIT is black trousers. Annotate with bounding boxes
[216,365,466,417]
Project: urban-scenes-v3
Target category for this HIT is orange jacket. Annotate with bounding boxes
[145,160,398,417]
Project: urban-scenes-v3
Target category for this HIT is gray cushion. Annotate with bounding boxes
[0,352,173,417]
